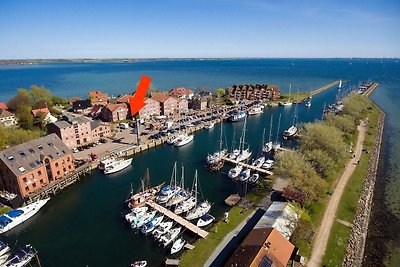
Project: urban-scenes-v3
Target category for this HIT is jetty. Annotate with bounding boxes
[363,82,379,97]
[221,156,273,175]
[308,80,340,97]
[146,200,209,238]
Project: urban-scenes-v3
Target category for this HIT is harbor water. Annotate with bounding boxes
[0,59,399,266]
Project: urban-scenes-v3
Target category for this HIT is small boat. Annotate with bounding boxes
[279,84,293,106]
[228,149,240,159]
[174,195,196,215]
[228,110,246,122]
[197,214,215,227]
[0,240,10,258]
[305,101,311,107]
[338,78,342,89]
[206,124,226,169]
[236,149,252,162]
[248,105,263,115]
[166,165,191,207]
[156,163,180,205]
[204,122,215,129]
[272,114,281,151]
[228,165,243,179]
[236,116,252,162]
[262,159,274,170]
[173,134,194,147]
[239,169,251,182]
[166,135,181,145]
[104,158,133,174]
[125,206,148,224]
[131,261,147,267]
[153,221,173,240]
[160,227,182,247]
[252,157,265,168]
[131,210,156,229]
[283,125,298,138]
[171,238,186,255]
[98,157,115,170]
[2,244,36,267]
[0,198,50,234]
[249,173,260,183]
[141,215,164,234]
[263,116,274,153]
[186,201,211,221]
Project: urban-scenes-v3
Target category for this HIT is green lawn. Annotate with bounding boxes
[179,206,254,267]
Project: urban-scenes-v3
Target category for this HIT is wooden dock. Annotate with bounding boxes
[221,156,273,175]
[146,200,209,238]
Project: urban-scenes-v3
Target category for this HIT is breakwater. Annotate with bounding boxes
[343,110,385,267]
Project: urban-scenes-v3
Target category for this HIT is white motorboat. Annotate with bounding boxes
[131,261,147,267]
[160,227,182,247]
[252,157,265,168]
[249,173,260,183]
[239,169,251,182]
[156,163,180,205]
[248,106,263,115]
[173,134,194,147]
[305,100,311,107]
[166,135,181,145]
[228,110,246,122]
[104,158,133,174]
[228,165,243,179]
[153,221,173,240]
[262,159,274,170]
[141,215,164,234]
[236,149,252,162]
[186,201,211,221]
[125,206,148,224]
[0,198,50,234]
[171,238,186,255]
[338,78,342,89]
[204,122,215,129]
[98,157,115,170]
[2,245,36,267]
[131,210,156,229]
[196,214,215,227]
[283,125,298,138]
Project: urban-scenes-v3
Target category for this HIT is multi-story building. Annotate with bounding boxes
[177,98,189,114]
[169,87,194,99]
[151,94,178,116]
[0,108,17,127]
[88,91,109,106]
[190,96,208,111]
[0,134,75,198]
[226,84,280,101]
[90,121,112,141]
[100,103,129,122]
[138,98,160,119]
[72,99,92,114]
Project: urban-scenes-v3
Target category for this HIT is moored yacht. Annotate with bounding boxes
[239,169,251,182]
[196,214,215,227]
[186,201,211,221]
[160,226,182,247]
[0,198,50,234]
[2,244,36,267]
[249,173,260,183]
[171,238,185,255]
[263,115,274,153]
[104,158,133,174]
[228,165,243,179]
[262,159,274,170]
[153,221,173,240]
[141,215,164,234]
[283,125,298,138]
[173,134,194,147]
[131,210,156,229]
[131,261,147,267]
[248,105,263,115]
[252,157,265,168]
[204,122,215,129]
[125,206,148,224]
[228,110,246,122]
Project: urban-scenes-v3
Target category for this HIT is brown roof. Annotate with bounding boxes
[169,87,194,97]
[225,228,294,267]
[68,97,81,104]
[0,108,14,118]
[88,91,108,102]
[31,108,50,117]
[106,103,127,112]
[117,94,132,103]
[151,93,173,103]
[0,102,8,110]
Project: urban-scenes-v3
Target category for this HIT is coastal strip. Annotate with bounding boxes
[343,109,385,266]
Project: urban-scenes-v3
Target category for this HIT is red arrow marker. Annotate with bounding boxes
[129,75,152,116]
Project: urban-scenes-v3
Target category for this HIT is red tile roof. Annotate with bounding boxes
[169,87,194,97]
[88,91,109,102]
[0,102,9,110]
[106,103,127,112]
[68,97,81,104]
[31,107,50,117]
[0,108,14,118]
[117,94,132,103]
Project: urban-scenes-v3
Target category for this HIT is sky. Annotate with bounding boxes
[0,0,399,59]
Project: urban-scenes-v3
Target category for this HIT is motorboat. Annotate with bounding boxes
[141,215,164,234]
[0,241,10,258]
[204,122,214,129]
[153,221,173,240]
[262,159,274,170]
[248,105,263,115]
[131,261,147,267]
[104,158,133,174]
[305,101,311,107]
[98,157,115,170]
[236,149,252,162]
[125,206,148,224]
[186,201,211,221]
[228,165,243,179]
[228,110,246,122]
[160,227,182,247]
[196,214,215,227]
[166,135,181,145]
[173,134,194,147]
[131,210,156,229]
[0,198,50,234]
[249,173,260,183]
[2,244,36,267]
[239,169,251,182]
[283,125,298,138]
[171,238,186,255]
[252,157,265,168]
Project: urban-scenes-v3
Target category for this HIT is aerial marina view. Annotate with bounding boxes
[0,1,399,267]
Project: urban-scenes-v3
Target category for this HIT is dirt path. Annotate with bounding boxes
[308,121,367,267]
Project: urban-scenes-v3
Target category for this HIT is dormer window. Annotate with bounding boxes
[7,156,14,160]
[18,166,26,173]
[29,148,35,154]
[18,151,26,157]
[37,145,43,150]
[48,142,53,146]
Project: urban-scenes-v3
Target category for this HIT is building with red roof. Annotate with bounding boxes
[0,102,9,110]
[169,87,194,99]
[88,91,109,106]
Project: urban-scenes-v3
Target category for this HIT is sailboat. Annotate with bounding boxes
[305,97,311,107]
[185,170,211,221]
[236,116,252,162]
[206,124,227,170]
[262,115,273,153]
[228,131,240,159]
[280,84,293,106]
[174,171,198,215]
[228,165,243,179]
[166,165,191,207]
[272,113,282,151]
[283,92,299,139]
[338,79,342,90]
[156,162,180,205]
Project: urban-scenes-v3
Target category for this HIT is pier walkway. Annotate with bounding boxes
[221,156,273,175]
[146,200,209,238]
[308,80,340,97]
[363,82,379,97]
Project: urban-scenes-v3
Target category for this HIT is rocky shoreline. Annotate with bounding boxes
[343,111,385,267]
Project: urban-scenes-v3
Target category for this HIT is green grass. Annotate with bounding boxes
[322,101,380,266]
[0,205,12,216]
[179,206,254,267]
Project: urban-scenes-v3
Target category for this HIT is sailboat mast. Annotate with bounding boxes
[181,164,185,189]
[194,170,198,204]
[240,116,247,152]
[219,123,223,151]
[269,114,273,143]
[276,113,281,143]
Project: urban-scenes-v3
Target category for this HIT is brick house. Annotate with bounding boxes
[226,84,280,101]
[0,108,17,127]
[138,98,160,119]
[91,121,112,141]
[72,99,92,114]
[0,134,75,198]
[151,94,178,116]
[177,98,189,114]
[190,97,208,111]
[88,91,109,106]
[169,87,194,99]
[100,103,129,122]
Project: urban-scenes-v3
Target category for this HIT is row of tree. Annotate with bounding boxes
[274,92,373,209]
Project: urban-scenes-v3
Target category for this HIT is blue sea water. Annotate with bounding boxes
[0,59,399,266]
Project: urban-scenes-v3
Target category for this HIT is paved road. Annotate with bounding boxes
[308,121,367,267]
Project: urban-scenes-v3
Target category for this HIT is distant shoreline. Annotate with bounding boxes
[1,57,398,65]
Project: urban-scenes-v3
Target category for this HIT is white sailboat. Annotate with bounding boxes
[174,171,198,215]
[272,113,282,151]
[160,226,182,247]
[125,206,148,224]
[206,123,227,169]
[239,169,251,182]
[236,116,252,162]
[104,158,133,174]
[280,84,293,106]
[196,214,215,227]
[338,78,342,89]
[283,94,299,139]
[228,165,243,179]
[166,165,191,207]
[263,115,273,153]
[153,221,174,240]
[262,159,274,170]
[156,162,180,205]
[252,157,265,168]
[249,173,260,183]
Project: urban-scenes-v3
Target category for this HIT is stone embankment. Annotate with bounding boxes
[343,111,385,267]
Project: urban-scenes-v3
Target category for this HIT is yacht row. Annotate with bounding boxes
[0,241,37,267]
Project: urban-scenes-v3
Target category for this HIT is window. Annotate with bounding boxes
[67,157,70,162]
[18,151,27,157]
[23,177,27,182]
[55,162,59,167]
[57,171,60,175]
[18,166,26,173]
[32,183,36,188]
[29,148,35,154]
[48,142,53,146]
[38,170,42,176]
[37,145,43,150]
[40,179,44,184]
[25,186,29,191]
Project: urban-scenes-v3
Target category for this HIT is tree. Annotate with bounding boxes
[30,85,53,107]
[303,149,336,178]
[7,92,32,111]
[342,92,372,122]
[215,88,225,97]
[0,128,7,150]
[16,106,34,130]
